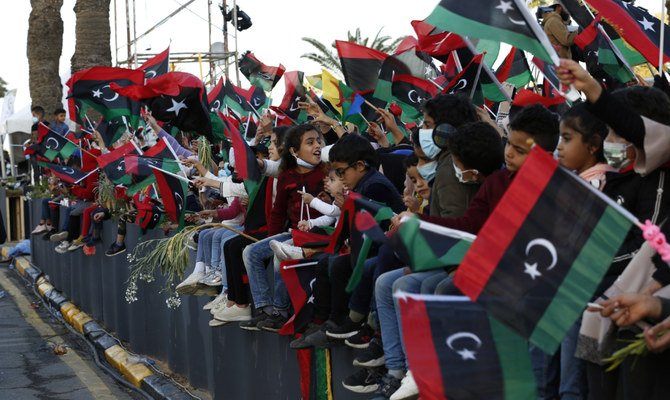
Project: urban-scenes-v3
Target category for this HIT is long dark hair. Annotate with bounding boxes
[279,123,317,172]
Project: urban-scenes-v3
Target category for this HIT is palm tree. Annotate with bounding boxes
[27,0,64,116]
[301,28,404,77]
[70,0,112,74]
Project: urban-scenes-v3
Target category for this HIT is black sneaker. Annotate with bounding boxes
[304,320,340,348]
[239,312,269,331]
[345,324,376,349]
[373,373,402,398]
[105,242,127,257]
[326,316,362,339]
[342,367,385,394]
[257,311,288,333]
[353,337,385,368]
[42,229,57,241]
[289,323,322,349]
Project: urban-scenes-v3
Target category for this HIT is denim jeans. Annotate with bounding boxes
[242,232,292,310]
[529,344,560,400]
[41,197,55,221]
[195,228,214,265]
[375,269,447,371]
[559,319,587,400]
[210,225,241,287]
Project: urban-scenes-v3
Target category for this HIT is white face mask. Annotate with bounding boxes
[603,142,632,170]
[295,156,317,169]
[453,162,479,184]
[32,117,39,123]
[417,161,437,182]
[419,129,440,159]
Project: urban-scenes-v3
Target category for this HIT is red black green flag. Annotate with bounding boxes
[498,47,532,89]
[279,259,319,335]
[38,125,78,160]
[374,48,439,104]
[425,0,558,63]
[531,57,563,99]
[96,141,141,184]
[124,138,181,195]
[37,161,97,184]
[454,147,634,354]
[238,51,285,92]
[390,217,475,272]
[230,117,263,205]
[66,66,145,128]
[346,208,392,292]
[397,293,537,399]
[139,46,170,79]
[512,88,566,108]
[67,95,88,126]
[574,17,635,84]
[110,71,214,142]
[585,0,670,66]
[151,166,188,227]
[441,53,484,105]
[95,117,126,148]
[391,74,438,122]
[136,200,165,232]
[273,71,308,123]
[335,40,389,92]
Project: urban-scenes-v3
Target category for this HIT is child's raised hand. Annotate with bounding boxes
[404,195,420,213]
[297,220,310,231]
[557,59,602,102]
[297,190,314,204]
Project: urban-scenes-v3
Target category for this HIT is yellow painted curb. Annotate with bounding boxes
[60,302,76,318]
[36,276,47,286]
[64,306,81,325]
[120,362,153,387]
[105,344,129,370]
[71,312,93,334]
[37,282,54,297]
[15,258,30,276]
[1,247,9,258]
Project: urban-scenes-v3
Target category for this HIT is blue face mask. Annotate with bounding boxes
[417,161,437,182]
[296,156,317,169]
[32,117,39,124]
[419,129,440,159]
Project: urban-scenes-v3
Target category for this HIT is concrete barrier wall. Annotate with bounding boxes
[27,199,368,399]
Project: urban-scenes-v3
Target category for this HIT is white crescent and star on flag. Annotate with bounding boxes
[446,331,482,361]
[523,238,558,280]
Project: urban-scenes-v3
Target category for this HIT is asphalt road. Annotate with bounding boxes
[0,264,144,400]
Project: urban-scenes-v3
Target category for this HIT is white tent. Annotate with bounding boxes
[5,69,77,135]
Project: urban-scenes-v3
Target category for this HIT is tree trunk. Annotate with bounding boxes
[27,0,64,117]
[70,0,112,74]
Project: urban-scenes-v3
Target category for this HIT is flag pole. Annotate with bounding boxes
[463,37,513,103]
[358,113,370,126]
[282,261,319,269]
[149,165,194,185]
[660,0,667,73]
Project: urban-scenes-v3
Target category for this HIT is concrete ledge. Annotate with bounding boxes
[141,375,192,400]
[37,282,53,297]
[24,266,43,283]
[63,305,81,325]
[105,344,130,371]
[120,361,154,388]
[15,257,30,276]
[82,320,106,340]
[71,311,93,334]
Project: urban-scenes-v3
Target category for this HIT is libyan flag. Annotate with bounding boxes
[397,293,536,399]
[95,117,126,148]
[151,166,188,227]
[67,66,145,128]
[274,70,309,123]
[38,162,97,184]
[230,118,263,206]
[574,17,635,84]
[125,137,181,196]
[38,126,78,160]
[426,0,558,63]
[335,40,389,92]
[442,53,484,105]
[391,74,438,123]
[139,46,170,79]
[390,217,475,272]
[97,141,142,185]
[279,259,320,335]
[111,71,214,142]
[239,51,285,92]
[454,147,634,354]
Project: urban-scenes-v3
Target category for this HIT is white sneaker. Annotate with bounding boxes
[175,271,205,295]
[203,292,227,311]
[269,240,303,261]
[32,224,48,235]
[209,317,229,327]
[55,241,71,254]
[50,231,68,242]
[213,305,251,322]
[389,370,419,400]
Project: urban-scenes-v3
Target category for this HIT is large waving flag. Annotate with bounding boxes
[374,48,439,103]
[95,117,126,148]
[498,47,532,89]
[139,46,170,79]
[67,66,145,128]
[426,0,559,63]
[125,137,181,195]
[230,118,263,205]
[346,208,393,292]
[110,71,213,142]
[223,78,268,117]
[454,147,634,354]
[335,40,389,92]
[441,53,484,105]
[397,293,537,400]
[390,217,475,272]
[584,0,670,66]
[239,51,285,92]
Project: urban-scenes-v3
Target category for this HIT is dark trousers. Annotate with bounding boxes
[224,231,267,305]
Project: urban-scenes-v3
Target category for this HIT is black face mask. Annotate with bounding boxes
[560,10,570,22]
